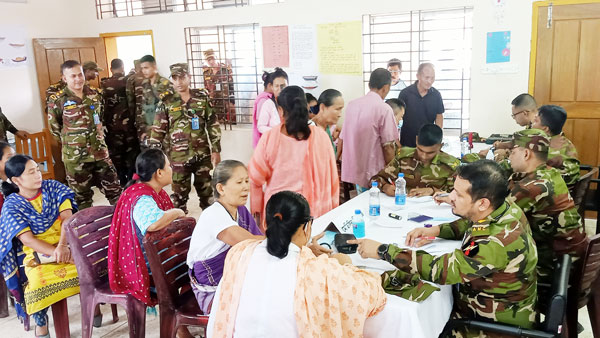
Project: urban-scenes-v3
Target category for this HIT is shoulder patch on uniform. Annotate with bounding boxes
[398,146,416,158]
[440,151,461,169]
[64,100,77,107]
[462,240,479,257]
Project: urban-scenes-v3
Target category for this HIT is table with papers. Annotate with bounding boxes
[312,192,462,338]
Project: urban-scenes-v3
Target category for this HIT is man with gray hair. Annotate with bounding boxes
[399,63,444,147]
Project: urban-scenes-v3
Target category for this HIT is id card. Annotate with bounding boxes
[191,117,200,130]
[93,113,100,125]
[215,83,222,91]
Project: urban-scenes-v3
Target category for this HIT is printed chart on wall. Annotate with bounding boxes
[0,25,28,69]
[289,24,319,92]
[317,21,362,76]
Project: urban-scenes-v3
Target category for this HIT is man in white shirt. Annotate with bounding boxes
[385,58,407,100]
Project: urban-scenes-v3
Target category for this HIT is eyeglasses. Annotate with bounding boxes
[511,110,529,118]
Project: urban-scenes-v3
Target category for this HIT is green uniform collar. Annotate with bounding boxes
[412,149,442,165]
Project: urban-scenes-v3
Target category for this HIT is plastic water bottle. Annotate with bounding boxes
[395,173,406,206]
[369,182,381,217]
[461,136,470,158]
[352,209,366,238]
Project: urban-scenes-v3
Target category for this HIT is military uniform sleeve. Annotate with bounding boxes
[148,101,168,148]
[371,155,402,189]
[561,157,580,187]
[206,96,222,153]
[47,97,63,142]
[438,218,470,240]
[0,108,18,134]
[384,242,507,285]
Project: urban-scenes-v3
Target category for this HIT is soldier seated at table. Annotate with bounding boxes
[351,160,538,337]
[371,123,460,197]
[506,129,586,284]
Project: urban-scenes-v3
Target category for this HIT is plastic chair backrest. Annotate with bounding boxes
[64,205,115,289]
[543,254,572,333]
[572,234,600,309]
[142,218,196,309]
[14,129,55,180]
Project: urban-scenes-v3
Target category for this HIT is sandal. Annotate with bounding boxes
[35,314,51,338]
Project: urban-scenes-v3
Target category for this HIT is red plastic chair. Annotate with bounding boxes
[143,218,209,338]
[65,205,146,338]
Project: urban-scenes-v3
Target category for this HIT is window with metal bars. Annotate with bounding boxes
[185,24,262,125]
[95,0,283,19]
[363,7,473,136]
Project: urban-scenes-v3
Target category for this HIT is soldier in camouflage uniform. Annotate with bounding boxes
[372,124,460,197]
[352,160,538,337]
[0,106,28,142]
[125,59,142,119]
[101,58,140,186]
[83,61,103,84]
[134,55,173,145]
[148,63,221,212]
[531,104,580,187]
[508,129,586,283]
[202,49,236,124]
[47,60,122,209]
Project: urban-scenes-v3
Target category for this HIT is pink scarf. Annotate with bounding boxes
[252,91,274,148]
[107,183,174,306]
[249,124,339,229]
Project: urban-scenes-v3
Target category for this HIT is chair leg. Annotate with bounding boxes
[0,275,8,318]
[588,279,600,338]
[125,297,146,338]
[78,293,96,338]
[160,308,177,338]
[51,298,71,338]
[566,288,579,338]
[111,303,119,323]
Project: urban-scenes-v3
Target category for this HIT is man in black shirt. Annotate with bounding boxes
[399,63,444,147]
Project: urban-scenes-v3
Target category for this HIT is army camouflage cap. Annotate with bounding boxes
[512,128,550,153]
[169,63,189,77]
[82,61,103,72]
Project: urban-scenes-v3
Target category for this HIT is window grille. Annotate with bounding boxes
[95,0,283,19]
[185,24,262,125]
[363,7,473,135]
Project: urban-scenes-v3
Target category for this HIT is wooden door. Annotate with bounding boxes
[32,38,108,182]
[531,2,600,167]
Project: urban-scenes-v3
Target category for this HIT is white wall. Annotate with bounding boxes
[0,0,535,136]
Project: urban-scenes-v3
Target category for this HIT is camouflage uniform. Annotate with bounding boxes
[45,80,67,102]
[133,73,173,144]
[380,200,538,337]
[149,63,221,212]
[547,132,580,187]
[508,129,587,284]
[371,147,460,192]
[101,72,140,185]
[0,107,19,142]
[47,85,123,209]
[202,62,235,124]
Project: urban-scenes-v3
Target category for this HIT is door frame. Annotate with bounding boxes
[528,0,600,94]
[99,30,156,70]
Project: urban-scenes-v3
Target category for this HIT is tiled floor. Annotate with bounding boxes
[2,126,598,337]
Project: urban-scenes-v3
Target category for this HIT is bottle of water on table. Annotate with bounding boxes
[461,136,470,158]
[395,173,406,206]
[352,209,365,238]
[369,181,380,217]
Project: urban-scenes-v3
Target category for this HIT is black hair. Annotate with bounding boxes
[368,68,392,90]
[212,160,246,199]
[417,63,434,74]
[456,160,509,210]
[511,93,537,110]
[278,85,311,141]
[537,104,567,136]
[110,58,124,70]
[125,148,166,188]
[387,58,402,69]
[61,60,81,75]
[0,142,12,158]
[140,55,156,64]
[317,89,342,108]
[385,98,406,111]
[265,191,311,259]
[1,154,34,197]
[262,67,288,88]
[305,93,317,104]
[417,124,443,146]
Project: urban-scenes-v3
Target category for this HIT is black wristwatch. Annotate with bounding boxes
[377,244,389,260]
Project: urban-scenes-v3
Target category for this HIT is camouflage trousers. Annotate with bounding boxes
[64,157,123,209]
[106,132,139,186]
[172,155,213,213]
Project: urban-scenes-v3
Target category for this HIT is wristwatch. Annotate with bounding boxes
[377,244,389,260]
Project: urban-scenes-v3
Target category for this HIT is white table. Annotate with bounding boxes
[312,193,462,338]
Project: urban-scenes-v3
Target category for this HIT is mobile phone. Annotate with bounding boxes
[408,215,434,223]
[388,213,402,220]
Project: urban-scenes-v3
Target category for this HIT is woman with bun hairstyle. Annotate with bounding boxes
[208,191,386,337]
[0,154,81,338]
[249,85,339,229]
[252,67,288,147]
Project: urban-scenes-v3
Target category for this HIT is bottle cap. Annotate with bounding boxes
[372,181,378,187]
[398,173,404,178]
[355,209,361,215]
